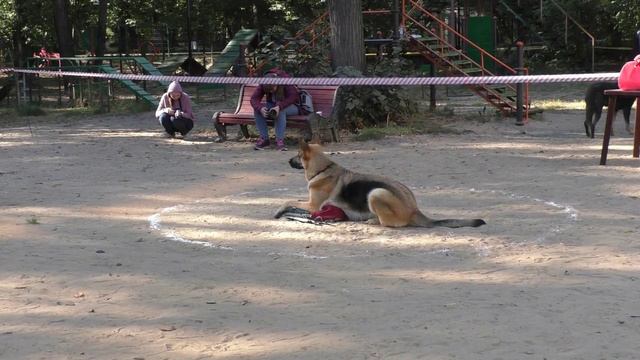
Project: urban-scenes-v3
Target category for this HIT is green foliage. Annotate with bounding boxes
[121,99,153,113]
[62,99,149,116]
[16,102,46,116]
[351,116,462,141]
[528,0,632,71]
[250,25,332,77]
[0,1,15,59]
[333,66,418,131]
[368,46,417,76]
[5,0,640,70]
[611,0,640,39]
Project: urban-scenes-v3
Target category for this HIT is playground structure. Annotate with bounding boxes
[13,0,529,119]
[8,0,614,121]
[242,0,529,118]
[22,55,171,108]
[204,29,258,77]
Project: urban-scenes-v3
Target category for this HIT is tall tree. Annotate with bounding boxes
[12,0,26,66]
[96,0,108,58]
[52,0,74,57]
[327,0,366,72]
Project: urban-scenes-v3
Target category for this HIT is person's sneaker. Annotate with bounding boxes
[163,132,175,138]
[254,137,270,150]
[276,139,288,151]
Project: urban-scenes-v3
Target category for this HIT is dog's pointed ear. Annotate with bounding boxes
[299,138,310,152]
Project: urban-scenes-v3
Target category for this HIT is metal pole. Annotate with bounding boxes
[515,41,524,126]
[591,37,595,73]
[166,24,171,56]
[540,0,543,22]
[14,72,20,105]
[21,73,27,102]
[187,0,193,59]
[392,0,400,42]
[430,63,436,111]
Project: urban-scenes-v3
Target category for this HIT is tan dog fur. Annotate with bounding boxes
[275,142,485,228]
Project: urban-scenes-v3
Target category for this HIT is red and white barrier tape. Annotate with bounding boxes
[0,67,619,86]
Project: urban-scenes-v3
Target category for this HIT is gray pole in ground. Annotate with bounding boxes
[515,41,525,126]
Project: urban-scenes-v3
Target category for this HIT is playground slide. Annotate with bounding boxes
[98,65,156,107]
[134,56,171,87]
[205,29,258,77]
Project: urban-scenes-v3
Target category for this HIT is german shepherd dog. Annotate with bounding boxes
[275,142,486,228]
[584,82,635,138]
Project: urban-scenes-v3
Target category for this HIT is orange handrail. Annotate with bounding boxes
[403,0,517,75]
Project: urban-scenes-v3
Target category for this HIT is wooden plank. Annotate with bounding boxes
[218,85,340,130]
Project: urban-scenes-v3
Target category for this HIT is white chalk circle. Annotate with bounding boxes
[148,187,579,259]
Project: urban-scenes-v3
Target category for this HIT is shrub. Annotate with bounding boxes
[16,103,46,116]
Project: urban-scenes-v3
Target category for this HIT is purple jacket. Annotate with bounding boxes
[250,69,299,111]
[155,81,194,120]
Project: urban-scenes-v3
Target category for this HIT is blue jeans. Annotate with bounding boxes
[158,113,193,136]
[254,102,299,141]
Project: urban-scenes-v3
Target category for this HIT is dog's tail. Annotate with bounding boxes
[410,211,486,228]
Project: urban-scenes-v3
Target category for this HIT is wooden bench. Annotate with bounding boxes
[212,84,340,141]
[600,89,640,165]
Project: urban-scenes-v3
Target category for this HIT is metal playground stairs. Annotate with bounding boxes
[246,3,526,116]
[402,0,527,116]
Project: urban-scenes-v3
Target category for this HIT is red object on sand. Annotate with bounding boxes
[311,205,347,222]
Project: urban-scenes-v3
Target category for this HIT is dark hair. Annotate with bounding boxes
[262,72,284,99]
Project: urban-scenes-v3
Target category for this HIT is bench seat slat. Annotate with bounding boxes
[218,84,338,127]
[217,84,340,130]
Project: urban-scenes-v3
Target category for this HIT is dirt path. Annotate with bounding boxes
[1,107,639,359]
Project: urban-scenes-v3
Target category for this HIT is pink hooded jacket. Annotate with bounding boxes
[155,81,194,120]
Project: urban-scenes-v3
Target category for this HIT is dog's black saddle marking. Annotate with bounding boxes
[339,180,392,212]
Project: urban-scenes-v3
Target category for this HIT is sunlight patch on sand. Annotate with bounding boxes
[149,187,580,259]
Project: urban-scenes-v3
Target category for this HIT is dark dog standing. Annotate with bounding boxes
[584,82,635,138]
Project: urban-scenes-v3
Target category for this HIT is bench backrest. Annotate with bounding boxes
[233,84,340,116]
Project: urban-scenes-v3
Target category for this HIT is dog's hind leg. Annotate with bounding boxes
[590,108,603,138]
[585,107,594,137]
[622,106,633,134]
[367,188,414,227]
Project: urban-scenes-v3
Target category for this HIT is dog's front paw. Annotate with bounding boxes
[365,217,380,225]
[274,206,311,219]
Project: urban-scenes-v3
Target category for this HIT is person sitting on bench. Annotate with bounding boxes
[250,69,300,151]
[155,81,194,138]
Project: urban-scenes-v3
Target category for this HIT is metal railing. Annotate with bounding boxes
[542,0,595,72]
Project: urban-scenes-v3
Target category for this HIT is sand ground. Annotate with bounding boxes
[1,91,639,359]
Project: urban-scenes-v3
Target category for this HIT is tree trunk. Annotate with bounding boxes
[96,0,108,60]
[327,0,366,73]
[118,21,128,55]
[12,0,26,67]
[52,0,75,57]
